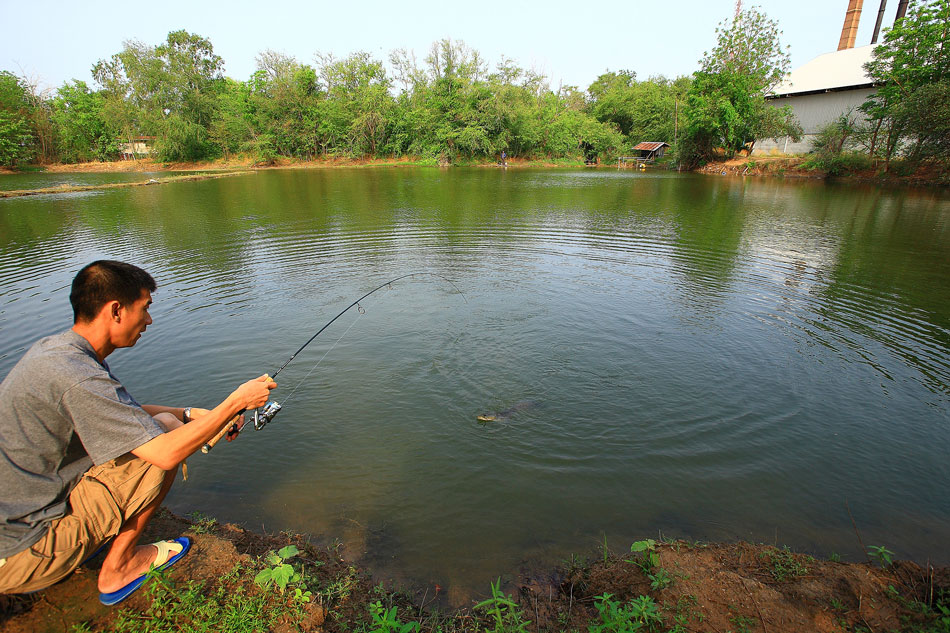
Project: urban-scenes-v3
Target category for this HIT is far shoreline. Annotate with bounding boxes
[2,154,947,188]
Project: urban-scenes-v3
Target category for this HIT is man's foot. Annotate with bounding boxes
[98,537,191,605]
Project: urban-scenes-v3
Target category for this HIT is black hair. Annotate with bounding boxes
[70,261,157,323]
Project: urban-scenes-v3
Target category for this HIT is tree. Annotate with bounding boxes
[862,0,950,168]
[0,71,36,166]
[681,6,800,166]
[92,30,224,161]
[51,80,119,162]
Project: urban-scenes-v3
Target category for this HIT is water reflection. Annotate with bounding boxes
[1,168,948,600]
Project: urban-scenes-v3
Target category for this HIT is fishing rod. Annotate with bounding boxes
[202,272,466,452]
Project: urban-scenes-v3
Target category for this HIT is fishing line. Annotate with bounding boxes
[279,296,370,406]
[202,272,466,452]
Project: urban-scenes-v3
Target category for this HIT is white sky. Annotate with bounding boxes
[1,0,893,93]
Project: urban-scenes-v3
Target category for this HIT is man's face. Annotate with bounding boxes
[115,289,153,347]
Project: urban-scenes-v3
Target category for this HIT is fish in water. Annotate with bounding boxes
[476,400,538,422]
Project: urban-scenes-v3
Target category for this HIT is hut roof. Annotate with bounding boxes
[632,142,670,151]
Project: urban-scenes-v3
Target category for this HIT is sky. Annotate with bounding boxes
[1,0,894,93]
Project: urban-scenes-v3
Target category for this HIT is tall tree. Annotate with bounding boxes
[50,80,118,162]
[0,71,35,166]
[93,30,224,161]
[681,6,800,166]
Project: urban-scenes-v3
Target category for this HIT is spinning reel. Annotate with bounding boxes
[252,400,282,430]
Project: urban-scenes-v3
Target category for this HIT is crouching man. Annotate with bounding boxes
[0,260,276,605]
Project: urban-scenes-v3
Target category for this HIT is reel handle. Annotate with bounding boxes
[201,410,245,454]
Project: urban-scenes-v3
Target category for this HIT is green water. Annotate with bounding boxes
[1,168,948,600]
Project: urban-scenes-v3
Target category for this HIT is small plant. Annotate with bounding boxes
[649,567,673,590]
[626,539,673,590]
[323,565,359,605]
[626,540,659,569]
[589,593,662,633]
[868,545,894,568]
[666,594,702,633]
[474,578,530,633]
[829,552,841,563]
[187,510,218,534]
[830,598,846,611]
[254,545,310,602]
[758,546,808,582]
[729,611,757,633]
[366,600,421,633]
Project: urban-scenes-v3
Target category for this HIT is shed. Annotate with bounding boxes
[754,46,875,155]
[631,142,670,160]
[119,136,157,160]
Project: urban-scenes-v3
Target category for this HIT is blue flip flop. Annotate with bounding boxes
[98,536,192,606]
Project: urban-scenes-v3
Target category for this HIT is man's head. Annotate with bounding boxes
[70,261,156,324]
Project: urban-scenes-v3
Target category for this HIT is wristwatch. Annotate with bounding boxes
[182,407,192,423]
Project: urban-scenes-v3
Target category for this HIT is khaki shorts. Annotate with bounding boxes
[0,454,167,594]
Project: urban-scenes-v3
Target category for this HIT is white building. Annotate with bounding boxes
[754,45,876,155]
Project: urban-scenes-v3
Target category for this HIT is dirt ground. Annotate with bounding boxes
[1,508,946,633]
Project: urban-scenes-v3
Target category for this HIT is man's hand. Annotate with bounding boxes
[232,374,277,411]
[133,375,278,468]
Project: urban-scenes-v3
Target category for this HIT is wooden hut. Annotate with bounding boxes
[631,142,670,161]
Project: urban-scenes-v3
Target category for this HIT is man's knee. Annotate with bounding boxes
[153,411,181,432]
[79,455,169,529]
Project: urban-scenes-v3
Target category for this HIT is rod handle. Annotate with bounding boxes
[201,409,245,454]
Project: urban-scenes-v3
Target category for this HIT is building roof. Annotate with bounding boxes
[770,45,875,97]
[632,142,670,151]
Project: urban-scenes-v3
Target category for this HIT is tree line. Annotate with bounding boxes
[1,4,945,171]
[0,34,691,167]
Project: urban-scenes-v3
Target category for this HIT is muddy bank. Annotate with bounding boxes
[0,170,252,198]
[696,155,950,186]
[1,507,946,633]
[1,155,578,177]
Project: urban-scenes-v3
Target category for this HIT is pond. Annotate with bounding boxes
[1,167,948,600]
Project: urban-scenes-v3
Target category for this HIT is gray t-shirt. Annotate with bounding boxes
[0,330,164,557]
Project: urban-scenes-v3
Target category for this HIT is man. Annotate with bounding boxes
[0,260,276,605]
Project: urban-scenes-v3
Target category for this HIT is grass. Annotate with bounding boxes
[757,546,810,582]
[108,562,312,633]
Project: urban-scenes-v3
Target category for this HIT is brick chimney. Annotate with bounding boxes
[838,0,864,50]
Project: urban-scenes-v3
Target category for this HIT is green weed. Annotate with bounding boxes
[187,511,217,534]
[665,594,702,633]
[626,539,673,590]
[474,578,531,633]
[364,600,421,633]
[589,593,662,633]
[254,544,310,602]
[868,545,894,569]
[111,562,309,633]
[728,611,757,633]
[758,546,808,582]
[322,565,360,606]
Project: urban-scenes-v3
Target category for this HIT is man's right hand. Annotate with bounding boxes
[233,374,277,411]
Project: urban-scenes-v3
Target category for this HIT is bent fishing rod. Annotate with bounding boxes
[202,272,466,453]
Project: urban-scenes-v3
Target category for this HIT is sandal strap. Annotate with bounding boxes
[151,539,185,567]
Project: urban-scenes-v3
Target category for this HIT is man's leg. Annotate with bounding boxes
[0,451,171,594]
[95,467,175,593]
[97,412,180,594]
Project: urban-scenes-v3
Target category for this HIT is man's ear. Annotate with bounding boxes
[109,300,122,321]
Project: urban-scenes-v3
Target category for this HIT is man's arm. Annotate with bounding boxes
[132,375,275,470]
